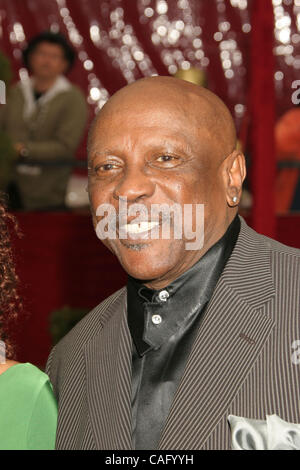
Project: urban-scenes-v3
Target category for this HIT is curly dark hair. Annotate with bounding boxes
[22,31,76,73]
[0,193,22,359]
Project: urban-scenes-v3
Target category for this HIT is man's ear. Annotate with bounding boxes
[222,150,246,207]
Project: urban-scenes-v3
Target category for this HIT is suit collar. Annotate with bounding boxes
[19,75,71,119]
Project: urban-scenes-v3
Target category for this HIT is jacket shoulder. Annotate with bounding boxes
[261,234,300,259]
[58,286,126,351]
[47,287,126,365]
[7,82,23,99]
[240,217,300,259]
[63,84,87,104]
[239,219,300,299]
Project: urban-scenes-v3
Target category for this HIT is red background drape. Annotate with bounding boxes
[1,0,300,154]
[250,0,276,237]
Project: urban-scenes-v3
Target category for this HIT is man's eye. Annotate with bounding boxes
[101,164,116,171]
[94,163,120,173]
[151,154,182,168]
[156,155,175,162]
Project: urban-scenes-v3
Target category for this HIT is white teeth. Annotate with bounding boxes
[122,221,159,234]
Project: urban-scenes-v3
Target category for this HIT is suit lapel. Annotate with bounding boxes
[158,218,276,449]
[84,289,133,450]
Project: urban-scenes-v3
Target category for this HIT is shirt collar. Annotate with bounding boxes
[19,75,71,119]
[127,215,241,356]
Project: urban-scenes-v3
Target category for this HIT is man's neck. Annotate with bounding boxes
[143,213,239,291]
[33,76,58,93]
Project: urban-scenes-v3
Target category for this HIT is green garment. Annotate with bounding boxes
[0,362,57,450]
[0,80,88,210]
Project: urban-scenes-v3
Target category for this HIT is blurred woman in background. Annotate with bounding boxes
[0,192,57,449]
[275,105,300,213]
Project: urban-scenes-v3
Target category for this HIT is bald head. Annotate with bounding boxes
[88,76,237,163]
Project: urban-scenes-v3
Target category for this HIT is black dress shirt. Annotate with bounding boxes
[127,215,241,450]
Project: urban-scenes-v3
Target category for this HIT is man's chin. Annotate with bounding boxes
[112,238,181,281]
[119,239,150,252]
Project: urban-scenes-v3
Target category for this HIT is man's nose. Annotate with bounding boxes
[113,166,155,202]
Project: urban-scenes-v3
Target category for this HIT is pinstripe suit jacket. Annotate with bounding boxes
[46,217,300,450]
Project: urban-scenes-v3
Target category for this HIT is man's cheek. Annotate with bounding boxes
[100,237,117,255]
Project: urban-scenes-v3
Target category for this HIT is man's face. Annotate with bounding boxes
[88,91,230,286]
[29,42,68,80]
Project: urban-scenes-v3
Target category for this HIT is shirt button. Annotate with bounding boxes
[152,314,162,325]
[158,290,169,302]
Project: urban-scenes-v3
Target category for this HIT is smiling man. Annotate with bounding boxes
[87,76,242,287]
[46,77,300,450]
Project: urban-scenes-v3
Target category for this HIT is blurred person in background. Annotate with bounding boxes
[0,31,88,211]
[174,66,208,87]
[275,104,300,213]
[0,192,57,449]
[0,51,16,198]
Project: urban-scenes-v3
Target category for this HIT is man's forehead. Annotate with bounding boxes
[88,76,237,159]
[91,130,203,157]
[89,101,212,159]
[95,101,195,133]
[92,88,214,144]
